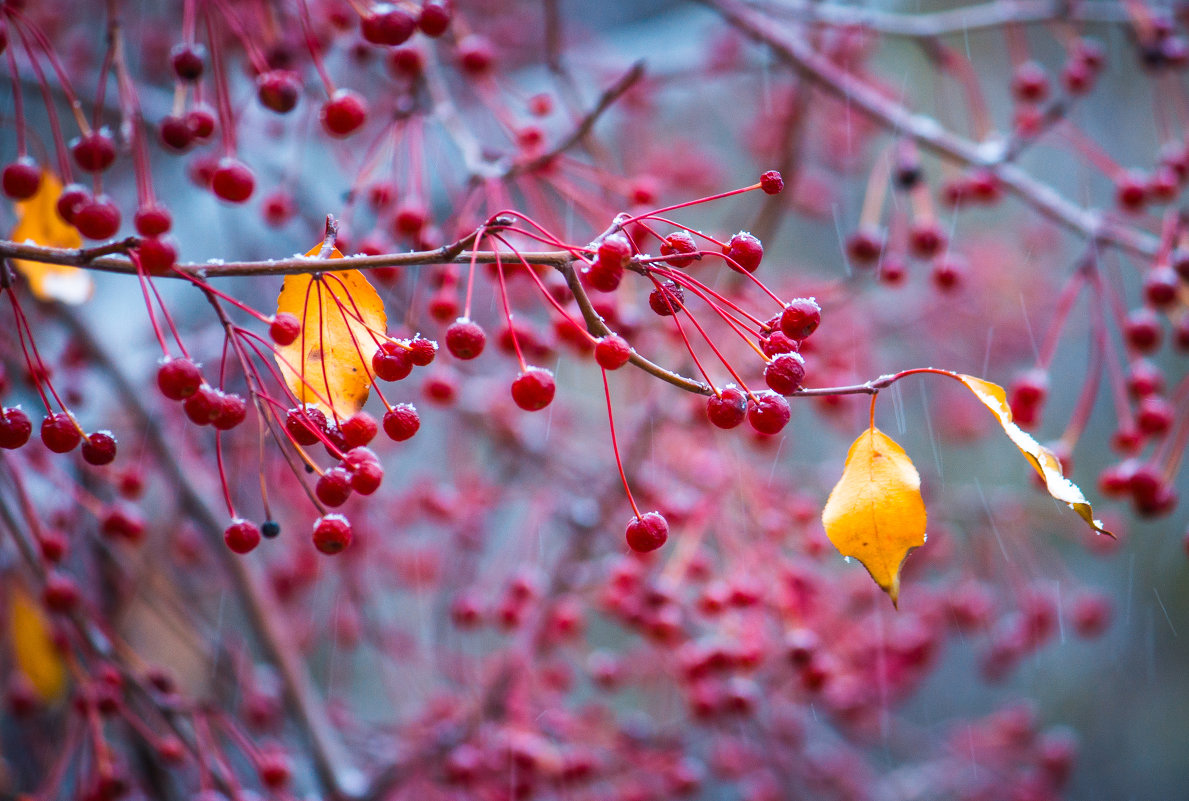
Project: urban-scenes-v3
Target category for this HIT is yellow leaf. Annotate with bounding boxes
[274,246,387,417]
[822,426,926,606]
[9,171,92,305]
[8,584,68,703]
[954,374,1111,536]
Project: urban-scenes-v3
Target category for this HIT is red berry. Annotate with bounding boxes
[648,281,685,316]
[70,129,117,173]
[595,335,632,370]
[387,46,425,78]
[445,319,486,360]
[706,386,747,429]
[313,514,353,554]
[760,170,784,194]
[211,158,255,203]
[1136,395,1174,437]
[931,255,964,291]
[157,358,202,400]
[224,519,261,554]
[41,413,82,453]
[761,331,799,357]
[256,70,302,113]
[1115,171,1148,212]
[598,234,632,269]
[383,403,420,441]
[286,406,327,446]
[320,89,368,137]
[845,227,884,266]
[340,411,378,447]
[170,43,206,81]
[0,407,32,449]
[138,236,177,275]
[43,571,79,613]
[908,220,945,259]
[81,431,118,465]
[625,511,669,553]
[779,298,821,340]
[660,230,699,268]
[348,460,384,495]
[361,4,417,45]
[1011,60,1050,103]
[724,232,763,273]
[1010,368,1048,409]
[134,204,172,236]
[2,157,41,200]
[585,259,624,292]
[316,467,353,507]
[56,184,89,224]
[1143,266,1180,309]
[212,393,248,430]
[372,341,413,380]
[183,385,222,425]
[393,200,427,235]
[1071,593,1112,638]
[186,106,216,140]
[511,368,556,411]
[747,391,791,435]
[764,352,806,394]
[73,195,122,240]
[159,115,195,151]
[457,34,495,75]
[1127,359,1164,398]
[262,190,296,228]
[270,313,301,345]
[418,0,452,36]
[1123,307,1163,353]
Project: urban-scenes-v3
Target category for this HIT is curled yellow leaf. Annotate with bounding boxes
[8,584,68,703]
[954,374,1111,536]
[822,426,926,606]
[274,246,387,417]
[9,171,92,305]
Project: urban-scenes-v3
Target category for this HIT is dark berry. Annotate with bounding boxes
[382,403,420,441]
[445,319,486,359]
[170,43,206,81]
[41,413,82,453]
[256,70,302,114]
[706,386,747,429]
[595,335,632,370]
[261,520,281,539]
[511,368,556,411]
[270,312,302,345]
[779,297,821,340]
[1143,266,1179,309]
[361,4,417,46]
[1115,171,1148,212]
[313,514,353,554]
[660,231,699,268]
[648,281,685,316]
[159,115,195,151]
[224,519,261,554]
[81,431,118,465]
[764,352,806,394]
[626,511,669,553]
[2,157,41,200]
[157,358,202,400]
[0,407,32,449]
[724,232,763,273]
[760,170,784,194]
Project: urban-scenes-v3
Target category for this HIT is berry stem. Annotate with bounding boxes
[602,368,640,519]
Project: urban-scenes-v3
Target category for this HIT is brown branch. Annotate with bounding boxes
[699,0,1161,259]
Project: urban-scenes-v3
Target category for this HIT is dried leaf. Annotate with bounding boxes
[8,584,68,703]
[954,374,1111,536]
[822,426,926,606]
[274,246,387,417]
[9,171,92,304]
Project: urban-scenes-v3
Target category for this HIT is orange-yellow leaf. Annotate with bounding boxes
[954,374,1111,536]
[8,584,67,703]
[822,426,926,606]
[9,171,91,305]
[274,246,386,417]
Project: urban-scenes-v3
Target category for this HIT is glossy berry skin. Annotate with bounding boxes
[159,115,195,151]
[760,170,784,194]
[256,70,301,113]
[157,358,202,400]
[511,368,556,411]
[73,196,122,240]
[595,335,632,370]
[341,412,378,447]
[747,391,791,435]
[706,386,747,429]
[224,519,261,554]
[1123,308,1163,353]
[764,352,806,394]
[445,319,486,360]
[186,107,216,140]
[383,403,420,441]
[724,232,763,273]
[1143,266,1180,309]
[270,313,301,345]
[408,336,437,366]
[212,393,248,430]
[1137,395,1174,437]
[81,431,118,465]
[660,231,699,268]
[598,233,632,269]
[41,413,82,453]
[626,512,669,553]
[372,341,413,381]
[183,386,222,425]
[211,158,255,203]
[286,406,326,446]
[2,158,41,200]
[418,0,452,36]
[138,236,178,275]
[70,130,117,173]
[361,4,417,45]
[316,467,353,507]
[261,520,281,539]
[56,184,89,224]
[0,407,32,449]
[845,228,883,266]
[349,460,384,495]
[313,514,353,554]
[585,259,623,292]
[648,281,685,316]
[321,89,368,137]
[779,298,821,340]
[134,204,172,236]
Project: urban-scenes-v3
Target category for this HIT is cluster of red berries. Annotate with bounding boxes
[156,357,248,430]
[0,405,117,465]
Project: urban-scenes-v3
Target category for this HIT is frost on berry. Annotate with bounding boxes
[625,511,669,553]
